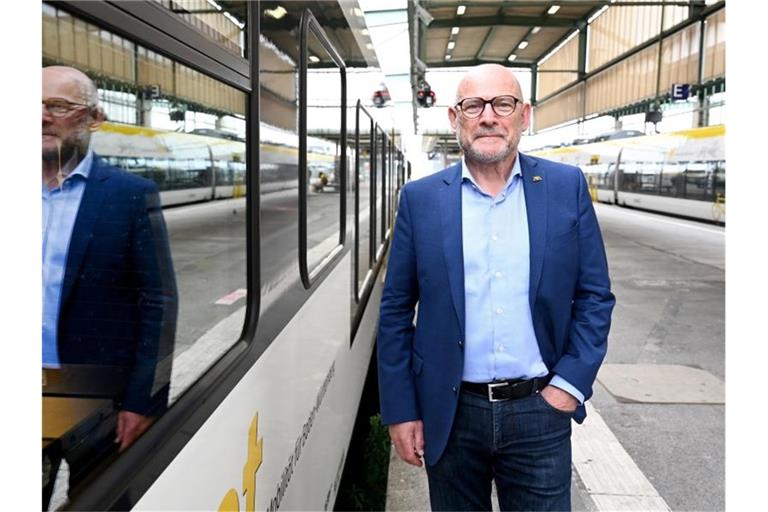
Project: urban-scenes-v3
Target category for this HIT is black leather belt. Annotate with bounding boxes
[462,375,552,402]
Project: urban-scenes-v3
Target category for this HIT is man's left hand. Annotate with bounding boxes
[540,385,578,413]
[115,410,154,453]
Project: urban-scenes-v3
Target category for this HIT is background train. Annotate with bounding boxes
[92,121,338,207]
[42,1,406,510]
[530,124,726,223]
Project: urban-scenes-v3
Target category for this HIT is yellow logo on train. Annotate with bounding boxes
[219,413,264,512]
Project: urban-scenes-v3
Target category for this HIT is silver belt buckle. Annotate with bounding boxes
[488,382,507,402]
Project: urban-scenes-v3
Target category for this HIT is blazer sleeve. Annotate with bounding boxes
[377,186,421,425]
[121,182,178,415]
[552,170,615,401]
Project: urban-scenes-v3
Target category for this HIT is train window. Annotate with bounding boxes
[640,162,662,194]
[376,127,388,254]
[299,11,346,288]
[150,0,247,58]
[619,162,640,192]
[683,163,712,200]
[660,163,683,197]
[387,142,397,230]
[713,161,726,200]
[371,127,379,254]
[43,7,248,508]
[356,103,375,300]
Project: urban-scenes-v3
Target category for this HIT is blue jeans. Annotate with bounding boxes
[425,388,573,511]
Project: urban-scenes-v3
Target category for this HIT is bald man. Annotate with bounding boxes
[42,66,177,506]
[377,64,614,511]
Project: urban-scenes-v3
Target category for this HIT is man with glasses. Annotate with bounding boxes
[42,66,177,508]
[378,64,614,511]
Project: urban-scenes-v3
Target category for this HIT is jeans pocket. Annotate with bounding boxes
[536,393,576,418]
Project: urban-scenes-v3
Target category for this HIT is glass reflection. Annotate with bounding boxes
[305,27,343,274]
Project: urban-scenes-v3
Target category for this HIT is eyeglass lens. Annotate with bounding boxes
[43,98,88,117]
[460,96,518,118]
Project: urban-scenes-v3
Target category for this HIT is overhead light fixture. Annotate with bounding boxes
[547,5,560,15]
[445,55,452,60]
[309,55,320,63]
[366,43,374,50]
[532,26,541,34]
[518,40,529,49]
[264,5,286,19]
[361,28,369,36]
[448,41,455,50]
[508,54,517,62]
[451,26,460,35]
[457,5,466,16]
[352,7,363,17]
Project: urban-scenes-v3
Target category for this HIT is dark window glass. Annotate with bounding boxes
[42,7,247,509]
[302,21,345,283]
[660,163,683,197]
[713,161,725,200]
[377,128,387,248]
[683,163,712,200]
[356,106,374,298]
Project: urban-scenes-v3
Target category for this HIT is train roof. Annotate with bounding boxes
[530,124,725,165]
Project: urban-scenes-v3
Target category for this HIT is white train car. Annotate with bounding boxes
[42,1,406,510]
[531,125,726,223]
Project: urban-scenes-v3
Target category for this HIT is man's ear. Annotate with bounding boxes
[88,107,106,132]
[520,103,531,132]
[448,106,458,131]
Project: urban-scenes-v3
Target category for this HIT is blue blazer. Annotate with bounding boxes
[57,156,178,415]
[377,154,615,465]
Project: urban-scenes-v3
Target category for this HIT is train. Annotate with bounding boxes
[92,121,339,206]
[530,124,726,223]
[42,1,408,510]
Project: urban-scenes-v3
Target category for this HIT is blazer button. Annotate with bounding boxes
[458,339,463,347]
[452,386,457,393]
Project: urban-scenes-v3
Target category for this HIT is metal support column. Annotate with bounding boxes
[696,18,707,127]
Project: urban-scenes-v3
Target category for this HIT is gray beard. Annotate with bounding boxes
[458,134,519,164]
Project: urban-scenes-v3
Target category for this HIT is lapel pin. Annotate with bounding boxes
[532,175,543,183]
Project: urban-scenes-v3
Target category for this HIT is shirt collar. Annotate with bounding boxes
[42,148,94,195]
[460,153,522,193]
[68,148,94,181]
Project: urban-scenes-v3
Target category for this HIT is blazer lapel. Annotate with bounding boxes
[438,163,466,336]
[520,153,547,314]
[60,157,110,306]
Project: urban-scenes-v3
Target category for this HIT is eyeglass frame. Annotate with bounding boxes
[453,95,523,119]
[42,97,95,118]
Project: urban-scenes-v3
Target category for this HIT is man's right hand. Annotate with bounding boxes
[389,420,425,467]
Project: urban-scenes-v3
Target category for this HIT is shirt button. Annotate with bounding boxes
[492,235,499,241]
[496,307,504,315]
[494,271,503,279]
[498,345,505,352]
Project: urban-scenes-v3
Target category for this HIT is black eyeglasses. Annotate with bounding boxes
[454,95,522,119]
[42,98,93,118]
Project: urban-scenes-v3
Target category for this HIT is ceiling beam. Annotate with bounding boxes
[429,15,576,29]
[428,58,534,68]
[473,7,504,61]
[424,1,694,8]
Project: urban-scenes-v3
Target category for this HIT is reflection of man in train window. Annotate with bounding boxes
[42,66,177,506]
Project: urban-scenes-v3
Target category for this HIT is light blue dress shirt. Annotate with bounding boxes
[42,150,93,368]
[460,155,583,403]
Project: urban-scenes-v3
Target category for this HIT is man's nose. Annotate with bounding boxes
[478,102,497,124]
